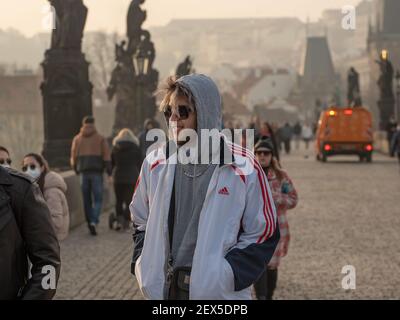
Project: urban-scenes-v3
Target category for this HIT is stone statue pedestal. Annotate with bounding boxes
[41,49,93,169]
[377,98,395,130]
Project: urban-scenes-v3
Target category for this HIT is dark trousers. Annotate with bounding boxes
[114,183,134,226]
[167,267,191,300]
[281,140,291,154]
[254,268,278,300]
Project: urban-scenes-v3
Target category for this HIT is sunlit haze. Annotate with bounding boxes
[0,0,363,37]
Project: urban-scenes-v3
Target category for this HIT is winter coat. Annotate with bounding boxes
[279,125,293,141]
[111,139,143,185]
[265,168,298,269]
[43,171,70,241]
[130,139,279,300]
[0,167,61,299]
[70,123,112,175]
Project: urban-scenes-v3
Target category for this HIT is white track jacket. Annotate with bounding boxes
[130,140,279,300]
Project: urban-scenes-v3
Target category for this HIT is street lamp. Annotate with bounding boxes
[396,70,400,123]
[381,49,388,61]
[133,48,150,132]
[133,49,149,77]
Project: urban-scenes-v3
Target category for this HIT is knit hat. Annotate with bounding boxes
[254,137,274,154]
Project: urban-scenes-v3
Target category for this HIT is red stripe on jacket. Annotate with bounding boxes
[229,143,275,243]
[229,144,276,240]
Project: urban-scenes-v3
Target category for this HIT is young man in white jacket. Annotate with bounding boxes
[130,74,280,300]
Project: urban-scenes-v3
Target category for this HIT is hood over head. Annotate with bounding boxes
[44,171,67,193]
[176,74,222,132]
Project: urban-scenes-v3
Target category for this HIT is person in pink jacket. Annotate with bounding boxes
[22,153,70,241]
[253,138,298,300]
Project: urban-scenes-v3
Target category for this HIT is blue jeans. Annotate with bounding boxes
[80,173,104,225]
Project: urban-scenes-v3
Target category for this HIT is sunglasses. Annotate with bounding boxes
[255,151,272,156]
[163,105,193,120]
[22,164,37,172]
[0,158,12,165]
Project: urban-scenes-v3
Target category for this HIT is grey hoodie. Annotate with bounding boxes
[171,74,222,268]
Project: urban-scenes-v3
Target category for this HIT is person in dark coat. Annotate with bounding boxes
[278,123,294,155]
[139,118,159,159]
[111,128,143,230]
[0,165,61,299]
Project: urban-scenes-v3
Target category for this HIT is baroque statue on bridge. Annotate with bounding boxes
[49,0,88,50]
[176,55,194,78]
[347,67,362,107]
[127,0,147,54]
[376,54,394,100]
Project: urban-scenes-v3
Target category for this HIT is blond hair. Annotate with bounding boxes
[113,128,139,146]
[158,76,196,112]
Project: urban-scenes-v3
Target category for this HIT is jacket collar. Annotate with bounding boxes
[161,136,236,166]
[0,167,13,186]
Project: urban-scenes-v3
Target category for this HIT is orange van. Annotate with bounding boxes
[315,106,373,162]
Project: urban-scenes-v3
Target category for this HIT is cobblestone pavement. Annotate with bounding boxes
[55,219,143,300]
[56,145,400,299]
[274,146,400,299]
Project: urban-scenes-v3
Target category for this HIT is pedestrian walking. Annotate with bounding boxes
[386,116,397,151]
[301,122,313,150]
[111,129,142,231]
[0,164,61,299]
[293,121,302,150]
[70,116,112,236]
[22,153,70,241]
[279,123,293,155]
[253,138,298,300]
[130,74,279,300]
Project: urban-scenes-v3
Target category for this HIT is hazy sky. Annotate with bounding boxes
[0,0,363,37]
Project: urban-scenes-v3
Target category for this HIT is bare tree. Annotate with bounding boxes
[83,32,121,93]
[0,112,43,164]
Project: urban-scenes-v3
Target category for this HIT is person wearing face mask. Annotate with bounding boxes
[0,146,12,169]
[130,74,280,300]
[22,153,70,241]
[253,138,298,300]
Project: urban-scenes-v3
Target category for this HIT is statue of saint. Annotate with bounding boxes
[376,55,394,100]
[49,0,88,50]
[107,41,135,102]
[176,55,193,78]
[127,0,147,54]
[347,67,362,107]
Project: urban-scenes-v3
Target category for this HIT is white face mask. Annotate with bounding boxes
[0,164,11,169]
[25,168,42,180]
